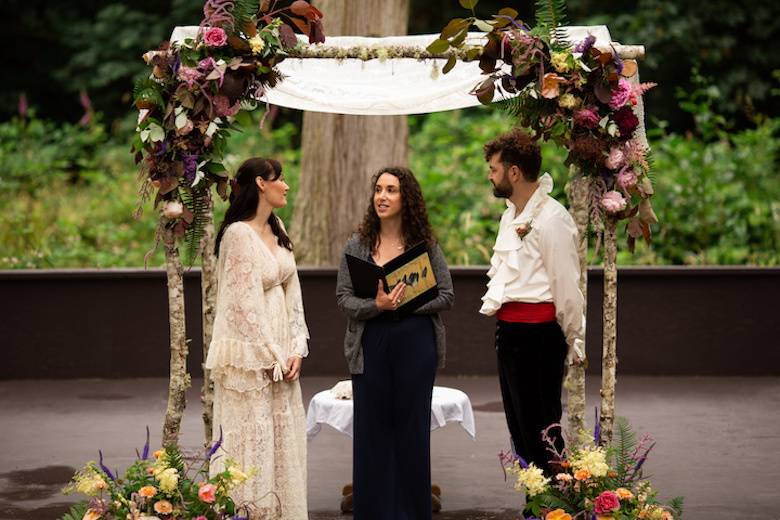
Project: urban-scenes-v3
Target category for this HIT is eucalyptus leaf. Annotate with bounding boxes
[426,38,450,54]
[459,0,479,9]
[473,19,494,32]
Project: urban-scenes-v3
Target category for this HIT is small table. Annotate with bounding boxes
[306,384,476,512]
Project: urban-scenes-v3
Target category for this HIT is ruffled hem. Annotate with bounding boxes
[480,248,523,315]
[206,337,288,383]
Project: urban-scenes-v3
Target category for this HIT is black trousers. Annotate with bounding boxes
[495,319,567,476]
[352,314,437,520]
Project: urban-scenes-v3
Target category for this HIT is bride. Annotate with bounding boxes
[206,157,309,519]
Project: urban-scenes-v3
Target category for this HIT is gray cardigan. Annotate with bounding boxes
[336,235,454,374]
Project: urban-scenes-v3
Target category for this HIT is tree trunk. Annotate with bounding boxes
[292,0,410,266]
[161,223,191,447]
[564,170,589,447]
[200,201,217,447]
[599,217,618,445]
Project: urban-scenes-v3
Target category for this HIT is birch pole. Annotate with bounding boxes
[599,217,618,444]
[564,169,589,446]
[161,223,191,446]
[200,201,217,447]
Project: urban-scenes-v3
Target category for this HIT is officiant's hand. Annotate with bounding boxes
[285,356,302,381]
[376,280,405,311]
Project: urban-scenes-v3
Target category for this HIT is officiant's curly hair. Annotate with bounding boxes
[358,166,435,251]
[483,128,541,182]
[214,157,292,256]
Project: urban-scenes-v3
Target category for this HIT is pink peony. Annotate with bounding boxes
[162,201,184,219]
[608,79,632,110]
[594,490,621,514]
[178,66,202,88]
[600,191,627,214]
[198,483,217,503]
[573,107,600,129]
[605,146,626,170]
[203,27,227,47]
[617,168,638,191]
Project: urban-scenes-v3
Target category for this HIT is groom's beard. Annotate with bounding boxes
[492,178,513,198]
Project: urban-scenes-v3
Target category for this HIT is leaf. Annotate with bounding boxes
[459,0,479,9]
[639,199,658,224]
[475,78,496,105]
[442,54,457,74]
[498,7,519,19]
[465,47,482,61]
[426,38,450,54]
[287,15,309,35]
[441,18,469,40]
[621,59,638,78]
[279,23,298,49]
[473,19,494,32]
[290,0,312,16]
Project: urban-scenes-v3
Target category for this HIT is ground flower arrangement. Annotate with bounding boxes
[501,417,683,520]
[60,429,253,520]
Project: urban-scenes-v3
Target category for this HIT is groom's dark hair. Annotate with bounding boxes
[483,129,541,182]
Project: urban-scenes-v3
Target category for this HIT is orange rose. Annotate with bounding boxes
[138,485,157,498]
[541,73,566,98]
[615,487,633,500]
[573,469,591,481]
[153,500,173,515]
[153,449,164,459]
[545,509,572,520]
[607,470,618,478]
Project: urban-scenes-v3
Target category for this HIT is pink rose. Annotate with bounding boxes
[203,27,227,47]
[600,191,627,214]
[193,517,208,520]
[198,483,217,503]
[617,169,638,191]
[594,490,621,514]
[608,79,632,110]
[605,147,626,170]
[162,201,184,219]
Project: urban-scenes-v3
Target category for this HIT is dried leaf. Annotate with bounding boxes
[465,47,482,61]
[594,81,612,104]
[498,7,519,19]
[459,0,479,9]
[473,19,494,32]
[159,177,179,196]
[309,19,325,44]
[181,205,194,224]
[243,22,257,38]
[620,59,638,77]
[475,78,495,105]
[639,199,658,224]
[641,222,652,244]
[279,23,298,49]
[228,35,251,53]
[260,0,271,13]
[626,217,643,238]
[217,179,228,201]
[441,18,468,39]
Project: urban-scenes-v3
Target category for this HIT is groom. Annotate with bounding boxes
[480,129,585,475]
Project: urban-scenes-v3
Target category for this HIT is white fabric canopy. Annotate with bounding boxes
[170,26,612,115]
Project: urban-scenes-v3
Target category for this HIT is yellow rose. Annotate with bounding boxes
[551,51,572,73]
[249,35,266,54]
[558,93,580,109]
[546,508,572,520]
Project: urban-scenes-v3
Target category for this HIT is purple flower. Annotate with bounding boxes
[608,79,632,110]
[517,454,529,469]
[207,426,223,458]
[198,57,216,73]
[574,34,596,55]
[573,106,600,129]
[178,66,202,88]
[141,426,150,460]
[594,407,601,444]
[183,154,199,183]
[98,450,116,481]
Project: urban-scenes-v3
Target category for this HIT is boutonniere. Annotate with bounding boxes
[515,221,533,240]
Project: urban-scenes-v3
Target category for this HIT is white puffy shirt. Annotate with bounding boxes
[480,173,586,361]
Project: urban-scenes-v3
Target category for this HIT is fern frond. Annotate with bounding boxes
[231,0,260,30]
[133,77,166,110]
[60,502,88,520]
[612,416,638,482]
[180,186,211,266]
[165,445,187,474]
[669,496,685,518]
[534,0,569,30]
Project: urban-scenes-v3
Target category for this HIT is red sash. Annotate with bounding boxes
[497,302,556,323]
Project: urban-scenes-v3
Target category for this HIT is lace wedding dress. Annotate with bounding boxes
[206,220,310,519]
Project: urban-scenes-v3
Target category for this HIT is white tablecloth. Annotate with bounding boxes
[305,384,476,440]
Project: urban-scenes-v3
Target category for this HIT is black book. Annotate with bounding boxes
[345,241,439,317]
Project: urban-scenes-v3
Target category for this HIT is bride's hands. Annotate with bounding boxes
[284,356,302,381]
[375,280,406,311]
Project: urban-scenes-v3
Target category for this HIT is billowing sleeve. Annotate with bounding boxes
[284,266,310,358]
[205,224,289,387]
[539,211,586,364]
[413,243,454,315]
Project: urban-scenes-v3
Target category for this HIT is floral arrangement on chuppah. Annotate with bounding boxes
[500,415,683,520]
[60,429,255,520]
[132,0,324,259]
[431,0,657,250]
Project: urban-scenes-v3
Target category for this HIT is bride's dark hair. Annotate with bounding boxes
[214,157,292,256]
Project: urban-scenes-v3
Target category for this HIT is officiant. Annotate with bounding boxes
[335,166,454,520]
